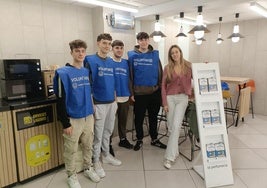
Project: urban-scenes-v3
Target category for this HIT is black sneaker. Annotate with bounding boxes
[119,139,133,149]
[151,140,167,149]
[109,145,115,157]
[133,140,143,151]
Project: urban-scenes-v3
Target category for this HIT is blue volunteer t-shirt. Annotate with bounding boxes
[128,50,159,86]
[112,58,130,97]
[54,66,94,118]
[84,54,115,103]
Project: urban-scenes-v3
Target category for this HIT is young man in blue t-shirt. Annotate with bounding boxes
[84,33,121,179]
[128,32,167,151]
[111,40,133,149]
[54,39,100,188]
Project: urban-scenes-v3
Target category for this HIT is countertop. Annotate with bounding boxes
[0,97,57,111]
[0,99,10,112]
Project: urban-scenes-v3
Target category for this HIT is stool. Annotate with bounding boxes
[222,90,235,127]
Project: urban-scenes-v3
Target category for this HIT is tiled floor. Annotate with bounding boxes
[14,114,267,188]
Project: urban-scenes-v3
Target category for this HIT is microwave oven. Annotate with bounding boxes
[0,59,41,80]
[1,79,45,100]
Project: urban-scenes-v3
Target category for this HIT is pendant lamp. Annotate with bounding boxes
[150,15,166,42]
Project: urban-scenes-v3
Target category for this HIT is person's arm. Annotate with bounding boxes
[84,58,93,86]
[161,67,168,112]
[53,73,71,129]
[158,59,163,88]
[128,58,135,102]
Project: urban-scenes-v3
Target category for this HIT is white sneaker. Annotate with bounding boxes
[102,154,122,166]
[93,162,106,178]
[84,167,100,183]
[163,159,172,169]
[67,174,81,188]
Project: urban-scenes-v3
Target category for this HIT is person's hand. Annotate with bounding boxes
[130,95,135,102]
[163,106,168,113]
[63,126,73,135]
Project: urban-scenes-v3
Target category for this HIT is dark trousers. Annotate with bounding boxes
[134,89,161,141]
[117,100,130,139]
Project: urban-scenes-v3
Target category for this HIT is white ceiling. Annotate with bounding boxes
[55,0,267,24]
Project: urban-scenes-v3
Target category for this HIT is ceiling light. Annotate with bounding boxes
[250,1,267,18]
[227,13,244,43]
[216,17,224,44]
[150,15,166,42]
[188,6,210,39]
[76,0,138,13]
[175,12,187,37]
[192,38,206,45]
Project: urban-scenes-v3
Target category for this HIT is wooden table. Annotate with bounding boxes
[221,76,250,85]
[221,76,251,127]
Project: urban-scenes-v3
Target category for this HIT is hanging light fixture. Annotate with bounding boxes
[192,38,206,45]
[216,17,224,44]
[175,12,187,37]
[150,15,166,42]
[227,13,244,43]
[250,1,267,18]
[188,6,210,39]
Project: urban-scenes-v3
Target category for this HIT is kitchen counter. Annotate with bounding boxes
[1,97,57,110]
[0,99,10,112]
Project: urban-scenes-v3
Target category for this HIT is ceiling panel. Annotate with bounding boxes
[53,0,267,24]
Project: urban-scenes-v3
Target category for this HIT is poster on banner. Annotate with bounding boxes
[192,62,234,188]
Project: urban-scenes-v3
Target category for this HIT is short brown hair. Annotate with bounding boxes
[136,32,149,40]
[69,39,87,51]
[111,40,124,47]
[97,33,112,42]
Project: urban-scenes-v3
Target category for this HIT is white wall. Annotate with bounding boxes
[187,19,267,115]
[140,18,267,115]
[0,0,94,70]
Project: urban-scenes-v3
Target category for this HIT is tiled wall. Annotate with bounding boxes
[0,0,94,70]
[188,19,267,115]
[142,18,267,115]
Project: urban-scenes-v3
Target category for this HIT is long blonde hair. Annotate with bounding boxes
[165,45,191,83]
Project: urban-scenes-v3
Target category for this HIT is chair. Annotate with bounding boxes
[179,101,200,161]
[221,82,235,127]
[246,79,255,118]
[237,79,255,118]
[157,107,168,139]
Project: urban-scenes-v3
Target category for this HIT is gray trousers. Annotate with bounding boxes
[93,102,117,163]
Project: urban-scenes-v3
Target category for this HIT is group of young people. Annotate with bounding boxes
[53,31,192,188]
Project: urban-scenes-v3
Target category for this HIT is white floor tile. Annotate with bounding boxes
[235,169,267,188]
[228,133,248,149]
[234,134,267,148]
[143,149,187,170]
[96,171,145,188]
[252,148,267,162]
[230,148,267,169]
[145,170,196,188]
[102,150,143,171]
[228,123,261,135]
